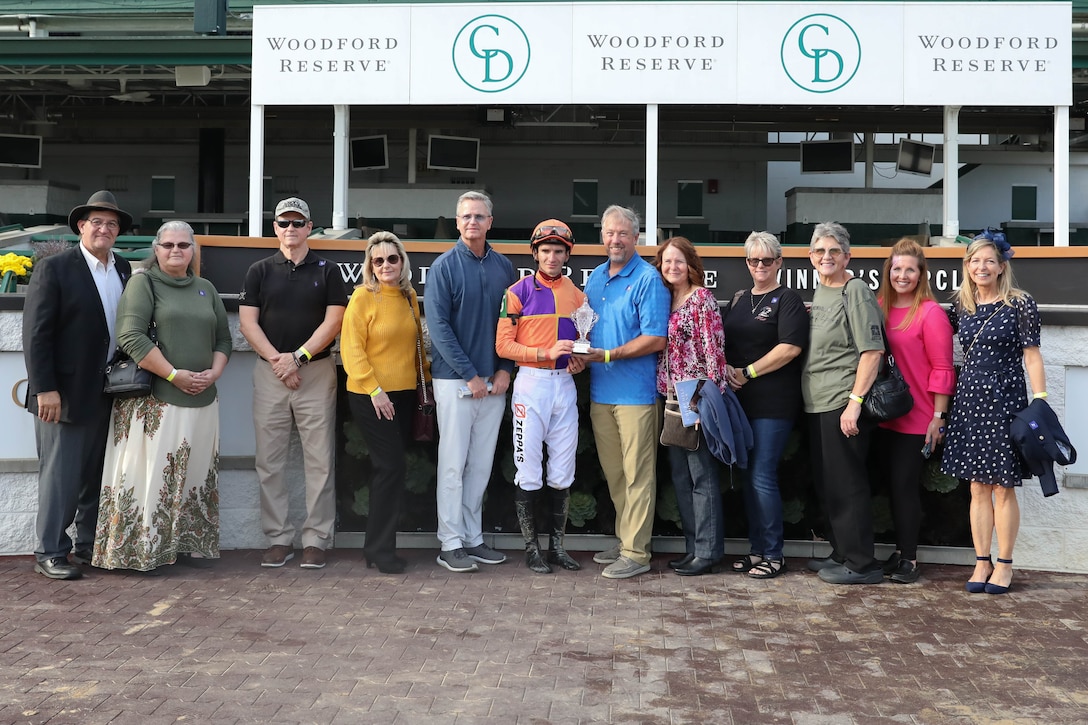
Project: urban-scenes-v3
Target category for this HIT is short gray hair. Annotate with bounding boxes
[456,190,493,216]
[142,220,197,273]
[744,231,782,259]
[601,205,640,235]
[810,221,850,254]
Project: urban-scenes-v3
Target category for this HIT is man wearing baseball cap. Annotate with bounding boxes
[239,197,348,570]
[496,220,587,573]
[24,190,133,579]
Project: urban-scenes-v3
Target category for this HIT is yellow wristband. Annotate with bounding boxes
[1033,391,1048,399]
[604,349,611,364]
[166,368,178,382]
[849,393,865,405]
[369,387,382,398]
[746,364,758,379]
[297,346,312,362]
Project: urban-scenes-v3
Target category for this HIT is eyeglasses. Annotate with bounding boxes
[157,242,193,250]
[275,219,308,229]
[746,256,780,268]
[810,247,844,258]
[87,218,120,231]
[459,214,490,223]
[531,225,573,244]
[372,254,401,267]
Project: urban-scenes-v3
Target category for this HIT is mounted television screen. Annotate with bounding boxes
[350,135,388,171]
[896,138,936,176]
[800,139,854,174]
[427,135,479,172]
[0,134,42,168]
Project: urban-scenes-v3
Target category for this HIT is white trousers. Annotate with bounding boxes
[511,367,578,492]
[434,378,506,551]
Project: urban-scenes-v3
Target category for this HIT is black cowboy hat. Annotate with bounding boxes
[67,190,133,235]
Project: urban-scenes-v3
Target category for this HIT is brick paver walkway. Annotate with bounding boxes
[2,550,1086,724]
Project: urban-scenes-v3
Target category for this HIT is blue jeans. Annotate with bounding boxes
[743,418,794,561]
[668,443,724,560]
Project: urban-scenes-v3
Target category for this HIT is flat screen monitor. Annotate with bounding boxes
[800,140,855,174]
[0,134,42,168]
[896,139,936,176]
[350,135,388,171]
[427,135,480,172]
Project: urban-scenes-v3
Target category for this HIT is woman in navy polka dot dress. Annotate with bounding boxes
[940,230,1046,596]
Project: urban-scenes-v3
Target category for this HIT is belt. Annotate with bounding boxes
[517,366,571,377]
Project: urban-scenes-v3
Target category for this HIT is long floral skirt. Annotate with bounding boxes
[92,395,220,571]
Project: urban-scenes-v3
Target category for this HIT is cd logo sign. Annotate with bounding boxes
[780,14,861,94]
[453,15,530,93]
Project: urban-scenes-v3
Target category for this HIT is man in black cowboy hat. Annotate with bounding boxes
[23,190,133,580]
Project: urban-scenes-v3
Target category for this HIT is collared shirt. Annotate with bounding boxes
[583,254,669,405]
[426,238,516,381]
[78,242,123,364]
[239,249,348,359]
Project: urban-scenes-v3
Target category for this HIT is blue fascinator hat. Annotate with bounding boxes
[974,227,1014,261]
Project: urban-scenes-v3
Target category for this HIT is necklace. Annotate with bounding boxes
[750,285,778,313]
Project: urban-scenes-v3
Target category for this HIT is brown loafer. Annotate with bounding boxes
[261,545,294,568]
[300,546,326,569]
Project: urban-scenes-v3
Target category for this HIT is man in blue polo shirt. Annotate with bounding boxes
[426,191,517,573]
[577,205,669,579]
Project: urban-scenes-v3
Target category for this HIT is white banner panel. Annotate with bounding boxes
[252,5,413,105]
[571,4,739,103]
[407,4,574,104]
[251,2,1071,107]
[903,3,1072,105]
[737,4,906,104]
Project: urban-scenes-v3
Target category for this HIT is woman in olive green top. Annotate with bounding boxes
[93,221,231,573]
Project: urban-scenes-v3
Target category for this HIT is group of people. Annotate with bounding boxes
[24,189,1048,594]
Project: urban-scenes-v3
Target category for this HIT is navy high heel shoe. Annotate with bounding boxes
[965,555,992,594]
[985,557,1013,595]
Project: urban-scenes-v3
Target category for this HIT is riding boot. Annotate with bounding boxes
[547,487,581,571]
[515,486,551,574]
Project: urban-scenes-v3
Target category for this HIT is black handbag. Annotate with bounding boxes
[407,292,436,442]
[104,351,153,398]
[104,276,158,398]
[841,280,914,422]
[863,341,914,422]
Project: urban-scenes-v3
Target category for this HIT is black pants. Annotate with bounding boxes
[808,407,878,573]
[349,389,414,562]
[873,427,925,561]
[34,400,112,561]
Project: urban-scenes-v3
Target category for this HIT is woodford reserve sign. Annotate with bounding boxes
[196,239,1088,314]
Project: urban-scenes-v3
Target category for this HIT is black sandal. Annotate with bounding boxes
[731,554,763,573]
[748,559,786,579]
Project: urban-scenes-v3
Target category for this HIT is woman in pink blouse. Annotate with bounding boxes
[875,238,956,583]
[653,237,728,576]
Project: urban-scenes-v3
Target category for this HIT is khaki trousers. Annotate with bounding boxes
[590,402,661,565]
[253,356,337,550]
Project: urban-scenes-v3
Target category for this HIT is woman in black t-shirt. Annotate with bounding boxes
[723,231,809,579]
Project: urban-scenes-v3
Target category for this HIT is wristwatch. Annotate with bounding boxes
[933,411,947,419]
[741,366,752,380]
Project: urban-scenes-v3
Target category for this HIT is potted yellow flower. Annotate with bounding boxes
[0,252,33,293]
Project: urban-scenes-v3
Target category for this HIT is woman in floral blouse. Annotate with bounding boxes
[654,237,728,576]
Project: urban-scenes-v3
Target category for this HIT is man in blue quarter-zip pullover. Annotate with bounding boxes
[426,191,517,573]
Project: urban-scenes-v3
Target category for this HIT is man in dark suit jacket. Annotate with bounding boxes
[23,190,133,580]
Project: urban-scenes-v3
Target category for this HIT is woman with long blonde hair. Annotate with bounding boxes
[940,229,1045,594]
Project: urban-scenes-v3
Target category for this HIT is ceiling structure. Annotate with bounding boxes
[0,2,1087,150]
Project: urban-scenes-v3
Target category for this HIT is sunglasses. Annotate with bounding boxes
[531,225,573,244]
[275,219,308,229]
[746,256,780,268]
[372,254,401,267]
[158,242,193,250]
[810,247,844,258]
